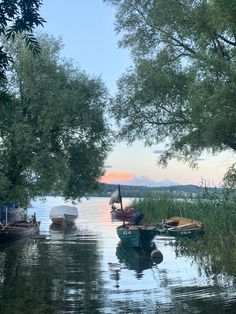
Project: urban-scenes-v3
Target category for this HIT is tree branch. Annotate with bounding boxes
[217,33,236,46]
[131,3,197,56]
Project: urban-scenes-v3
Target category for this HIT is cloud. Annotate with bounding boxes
[192,158,206,161]
[100,171,135,184]
[104,164,112,169]
[100,171,179,186]
[153,149,165,155]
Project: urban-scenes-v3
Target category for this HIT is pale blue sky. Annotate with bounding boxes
[39,0,233,186]
[40,0,131,95]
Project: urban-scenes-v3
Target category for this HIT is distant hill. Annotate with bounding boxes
[90,183,223,199]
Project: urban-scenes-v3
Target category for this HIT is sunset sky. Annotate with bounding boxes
[40,0,234,187]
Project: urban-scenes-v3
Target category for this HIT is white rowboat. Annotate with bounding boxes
[49,205,78,225]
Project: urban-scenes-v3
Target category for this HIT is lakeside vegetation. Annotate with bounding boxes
[90,183,225,199]
[129,191,236,277]
[91,182,236,277]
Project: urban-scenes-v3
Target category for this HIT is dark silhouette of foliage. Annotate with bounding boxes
[0,0,45,79]
[0,35,111,207]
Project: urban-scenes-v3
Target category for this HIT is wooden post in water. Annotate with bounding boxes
[118,184,126,227]
[5,205,8,226]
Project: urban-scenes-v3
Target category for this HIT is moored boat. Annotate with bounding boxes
[162,216,203,237]
[109,186,138,223]
[116,224,159,247]
[111,207,137,221]
[49,205,78,225]
[113,185,159,247]
[0,215,40,242]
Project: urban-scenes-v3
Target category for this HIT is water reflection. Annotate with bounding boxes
[173,238,236,286]
[116,242,163,277]
[49,223,78,241]
[0,197,236,313]
[0,231,104,313]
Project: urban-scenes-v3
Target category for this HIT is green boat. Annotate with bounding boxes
[111,185,159,247]
[116,224,159,247]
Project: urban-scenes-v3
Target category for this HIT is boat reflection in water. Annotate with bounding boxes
[116,241,163,277]
[49,223,78,241]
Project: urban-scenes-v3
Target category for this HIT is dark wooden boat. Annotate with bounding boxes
[0,218,40,242]
[111,207,136,221]
[162,216,203,237]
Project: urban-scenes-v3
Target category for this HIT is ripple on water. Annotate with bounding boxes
[0,197,235,314]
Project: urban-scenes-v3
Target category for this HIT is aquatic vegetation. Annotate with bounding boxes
[131,191,236,277]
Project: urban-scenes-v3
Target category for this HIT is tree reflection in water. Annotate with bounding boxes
[1,196,236,313]
[0,234,104,313]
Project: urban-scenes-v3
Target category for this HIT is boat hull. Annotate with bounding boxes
[51,217,65,225]
[51,215,76,225]
[116,225,159,247]
[162,216,203,237]
[0,221,40,242]
[166,227,203,237]
[50,205,78,225]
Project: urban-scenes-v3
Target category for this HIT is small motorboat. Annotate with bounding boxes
[117,208,159,250]
[116,223,159,248]
[162,216,203,237]
[49,205,78,225]
[111,185,160,247]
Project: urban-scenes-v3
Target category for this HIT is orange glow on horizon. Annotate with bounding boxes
[100,171,135,183]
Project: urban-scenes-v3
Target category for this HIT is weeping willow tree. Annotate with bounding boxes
[0,34,111,207]
[105,0,236,186]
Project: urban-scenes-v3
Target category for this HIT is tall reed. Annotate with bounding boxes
[131,192,236,274]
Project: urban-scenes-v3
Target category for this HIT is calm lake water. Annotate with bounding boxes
[0,196,236,313]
